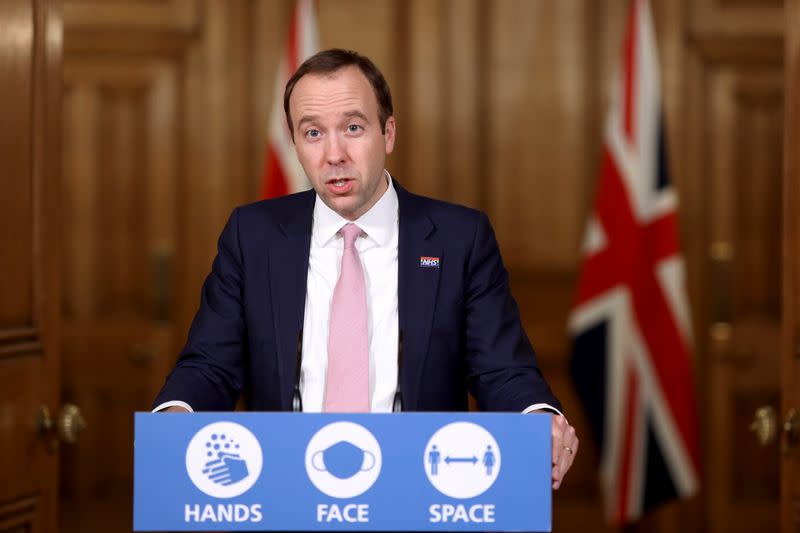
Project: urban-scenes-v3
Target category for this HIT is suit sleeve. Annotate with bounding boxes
[152,208,247,411]
[463,212,562,412]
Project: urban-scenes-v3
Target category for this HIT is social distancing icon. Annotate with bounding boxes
[424,422,501,499]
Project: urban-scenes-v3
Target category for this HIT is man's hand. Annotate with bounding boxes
[551,414,578,490]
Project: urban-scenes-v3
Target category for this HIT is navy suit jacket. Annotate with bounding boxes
[154,180,560,412]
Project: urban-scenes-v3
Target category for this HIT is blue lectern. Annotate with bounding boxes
[134,412,552,531]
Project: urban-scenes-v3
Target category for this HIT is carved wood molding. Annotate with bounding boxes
[64,0,200,32]
[0,493,38,531]
[0,328,42,358]
[65,30,197,55]
[63,0,201,55]
[692,0,783,36]
[690,35,783,63]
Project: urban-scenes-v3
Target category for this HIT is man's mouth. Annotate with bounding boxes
[327,178,352,188]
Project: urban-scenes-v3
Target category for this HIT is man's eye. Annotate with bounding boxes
[347,124,362,133]
[306,129,320,138]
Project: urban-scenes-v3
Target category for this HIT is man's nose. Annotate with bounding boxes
[324,134,347,165]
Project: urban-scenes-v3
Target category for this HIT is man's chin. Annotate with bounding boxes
[323,196,360,221]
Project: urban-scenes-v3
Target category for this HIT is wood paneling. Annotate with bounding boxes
[0,495,39,532]
[783,2,800,531]
[177,0,254,337]
[684,19,784,533]
[692,0,784,36]
[60,56,182,530]
[0,1,62,532]
[0,356,45,504]
[487,0,588,271]
[63,61,179,320]
[0,0,34,327]
[63,0,199,31]
[404,0,446,201]
[60,2,249,531]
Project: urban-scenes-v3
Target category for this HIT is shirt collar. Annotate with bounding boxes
[312,170,398,247]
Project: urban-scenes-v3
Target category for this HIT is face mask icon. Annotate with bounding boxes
[311,440,376,479]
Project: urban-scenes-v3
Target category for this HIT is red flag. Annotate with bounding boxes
[260,0,318,198]
[568,0,700,524]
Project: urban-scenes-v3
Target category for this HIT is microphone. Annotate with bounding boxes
[292,330,303,412]
[392,329,403,412]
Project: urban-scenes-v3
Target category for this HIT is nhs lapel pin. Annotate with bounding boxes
[419,256,440,269]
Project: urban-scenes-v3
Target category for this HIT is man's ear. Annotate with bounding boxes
[384,116,396,154]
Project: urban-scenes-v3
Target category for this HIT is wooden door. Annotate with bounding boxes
[59,38,183,533]
[0,0,62,532]
[782,1,800,530]
[58,2,258,531]
[681,2,785,528]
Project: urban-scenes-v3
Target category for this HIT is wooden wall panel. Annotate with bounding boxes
[62,64,178,320]
[403,0,446,201]
[0,0,34,327]
[179,0,253,339]
[441,0,482,209]
[318,0,396,83]
[487,0,588,271]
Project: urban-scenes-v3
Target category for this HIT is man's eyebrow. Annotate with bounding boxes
[343,110,369,122]
[297,115,319,128]
[297,111,369,129]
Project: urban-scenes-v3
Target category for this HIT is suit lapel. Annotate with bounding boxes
[396,182,441,411]
[269,192,315,409]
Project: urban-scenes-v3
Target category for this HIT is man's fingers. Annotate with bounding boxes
[551,417,579,490]
[552,463,563,490]
[563,426,578,460]
[551,416,566,465]
[552,448,572,490]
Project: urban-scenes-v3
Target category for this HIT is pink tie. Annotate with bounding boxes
[325,223,370,412]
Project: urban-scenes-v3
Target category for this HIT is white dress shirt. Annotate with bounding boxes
[156,171,561,417]
[300,171,399,412]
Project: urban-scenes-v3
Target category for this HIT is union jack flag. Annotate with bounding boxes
[568,0,700,524]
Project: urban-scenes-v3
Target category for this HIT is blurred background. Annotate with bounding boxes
[2,0,799,532]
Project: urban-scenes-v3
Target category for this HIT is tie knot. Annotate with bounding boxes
[340,223,362,249]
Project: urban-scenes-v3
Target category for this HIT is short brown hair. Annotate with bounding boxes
[283,48,394,137]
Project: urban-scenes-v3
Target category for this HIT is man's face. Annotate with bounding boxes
[290,65,396,221]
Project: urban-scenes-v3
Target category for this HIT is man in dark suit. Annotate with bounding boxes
[154,49,578,489]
